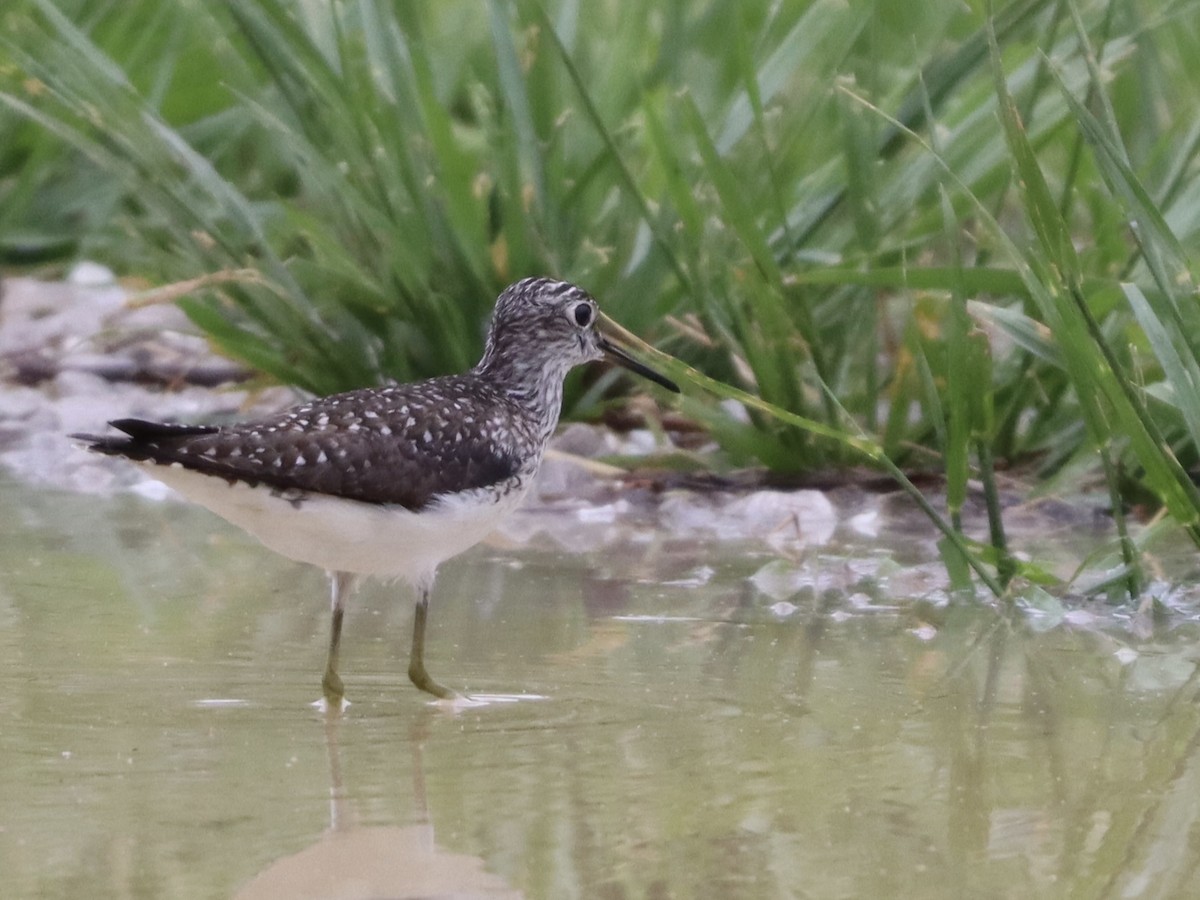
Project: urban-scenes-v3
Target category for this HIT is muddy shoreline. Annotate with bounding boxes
[0,266,868,546]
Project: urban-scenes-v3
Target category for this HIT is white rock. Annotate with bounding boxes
[750,559,809,601]
[0,385,45,422]
[551,422,615,458]
[617,428,659,456]
[1114,647,1139,665]
[67,261,116,287]
[846,592,874,609]
[718,398,752,424]
[530,453,602,500]
[577,501,625,524]
[849,509,881,538]
[728,489,837,546]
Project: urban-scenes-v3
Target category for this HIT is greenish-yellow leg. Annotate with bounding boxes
[322,571,353,703]
[408,580,460,700]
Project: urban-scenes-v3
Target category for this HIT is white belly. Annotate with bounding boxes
[144,462,529,582]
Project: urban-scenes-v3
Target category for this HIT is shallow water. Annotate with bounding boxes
[5,477,1200,899]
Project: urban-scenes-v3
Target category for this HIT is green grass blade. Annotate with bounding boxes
[1122,282,1200,450]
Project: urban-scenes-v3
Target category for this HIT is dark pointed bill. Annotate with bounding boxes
[597,334,680,393]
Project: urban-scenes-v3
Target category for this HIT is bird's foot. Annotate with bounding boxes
[408,660,463,703]
[316,669,348,713]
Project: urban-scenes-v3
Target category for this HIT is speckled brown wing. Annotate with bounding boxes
[74,375,535,511]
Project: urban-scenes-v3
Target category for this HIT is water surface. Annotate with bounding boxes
[4,477,1200,898]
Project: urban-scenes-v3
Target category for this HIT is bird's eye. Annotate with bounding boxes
[572,302,593,327]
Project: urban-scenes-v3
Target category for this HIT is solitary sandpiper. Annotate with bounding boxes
[74,277,679,705]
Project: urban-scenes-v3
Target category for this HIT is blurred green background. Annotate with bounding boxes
[4,0,1200,597]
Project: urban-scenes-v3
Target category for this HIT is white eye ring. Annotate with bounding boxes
[571,302,594,328]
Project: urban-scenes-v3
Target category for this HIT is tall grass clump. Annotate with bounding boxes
[2,0,688,392]
[4,0,1200,598]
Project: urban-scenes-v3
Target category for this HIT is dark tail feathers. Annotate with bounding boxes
[71,418,218,459]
